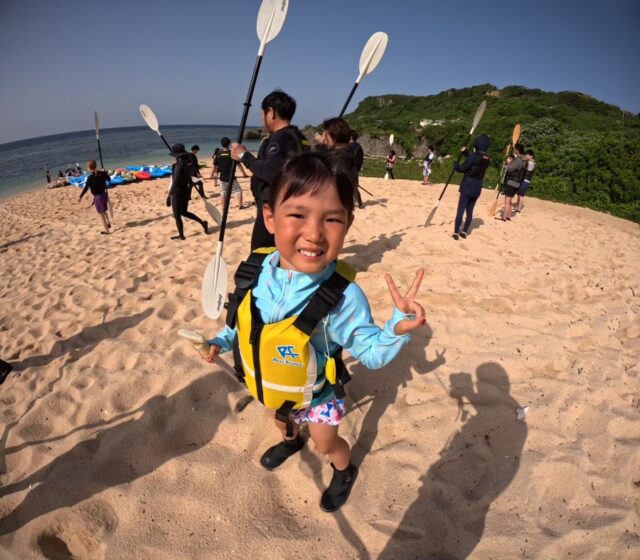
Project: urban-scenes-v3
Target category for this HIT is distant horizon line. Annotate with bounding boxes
[0,123,265,149]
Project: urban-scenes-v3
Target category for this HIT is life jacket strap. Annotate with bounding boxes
[275,400,297,437]
[293,271,350,335]
[226,251,272,329]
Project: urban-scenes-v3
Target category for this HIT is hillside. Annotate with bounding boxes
[345,85,640,223]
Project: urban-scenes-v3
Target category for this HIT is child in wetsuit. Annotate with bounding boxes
[79,159,111,234]
[202,151,426,512]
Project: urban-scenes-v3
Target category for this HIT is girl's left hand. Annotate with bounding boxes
[385,269,426,335]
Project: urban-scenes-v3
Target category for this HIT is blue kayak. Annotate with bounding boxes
[109,175,125,186]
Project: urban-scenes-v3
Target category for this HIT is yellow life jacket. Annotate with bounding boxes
[225,249,355,421]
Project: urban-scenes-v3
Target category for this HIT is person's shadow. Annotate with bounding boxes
[0,370,235,537]
[346,324,446,468]
[378,362,528,559]
[341,233,406,273]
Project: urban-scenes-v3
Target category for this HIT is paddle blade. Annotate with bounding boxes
[357,31,388,82]
[94,111,100,138]
[512,123,521,146]
[488,196,499,217]
[389,134,394,146]
[470,100,486,134]
[424,202,439,227]
[204,199,222,225]
[139,104,160,133]
[257,0,288,51]
[202,255,228,319]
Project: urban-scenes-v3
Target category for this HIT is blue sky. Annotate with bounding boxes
[0,0,638,144]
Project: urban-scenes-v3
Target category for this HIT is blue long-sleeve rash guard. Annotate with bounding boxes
[209,251,413,406]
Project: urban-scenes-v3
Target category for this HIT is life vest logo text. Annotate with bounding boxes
[273,345,303,367]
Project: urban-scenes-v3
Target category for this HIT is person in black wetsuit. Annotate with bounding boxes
[452,134,491,239]
[348,130,365,209]
[166,143,209,241]
[187,145,207,200]
[230,90,310,250]
[79,160,111,234]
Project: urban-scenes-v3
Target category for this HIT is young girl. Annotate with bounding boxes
[385,149,397,180]
[203,151,425,512]
[78,160,111,234]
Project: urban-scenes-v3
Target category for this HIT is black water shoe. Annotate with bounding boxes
[452,233,459,240]
[260,435,305,471]
[320,463,358,513]
[459,231,467,239]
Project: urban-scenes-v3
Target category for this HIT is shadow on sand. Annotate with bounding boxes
[0,371,235,536]
[378,362,527,559]
[341,233,406,273]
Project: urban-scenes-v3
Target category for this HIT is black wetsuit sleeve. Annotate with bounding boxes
[79,181,90,199]
[240,133,296,184]
[454,153,476,174]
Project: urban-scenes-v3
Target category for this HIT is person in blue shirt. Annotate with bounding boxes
[202,151,426,512]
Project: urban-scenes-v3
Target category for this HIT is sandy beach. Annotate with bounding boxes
[0,176,638,559]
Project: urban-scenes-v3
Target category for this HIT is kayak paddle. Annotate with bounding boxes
[202,0,289,320]
[339,31,389,117]
[139,104,173,151]
[424,100,486,227]
[488,123,521,218]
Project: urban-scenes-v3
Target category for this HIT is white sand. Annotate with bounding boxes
[0,176,638,559]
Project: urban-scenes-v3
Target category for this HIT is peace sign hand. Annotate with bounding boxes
[385,269,426,336]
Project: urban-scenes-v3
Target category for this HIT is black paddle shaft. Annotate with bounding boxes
[339,82,359,118]
[435,134,472,202]
[159,134,172,151]
[219,55,264,244]
[96,138,104,169]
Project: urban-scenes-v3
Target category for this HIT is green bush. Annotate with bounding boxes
[348,84,640,223]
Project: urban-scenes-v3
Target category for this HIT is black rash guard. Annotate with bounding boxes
[79,171,109,200]
[240,125,309,201]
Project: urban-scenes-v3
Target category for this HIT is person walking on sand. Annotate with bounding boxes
[212,137,248,210]
[166,143,209,241]
[196,150,426,512]
[386,150,397,180]
[78,160,111,235]
[348,129,365,209]
[231,90,310,250]
[515,149,535,213]
[187,145,208,200]
[501,143,524,221]
[452,135,491,240]
[422,146,435,185]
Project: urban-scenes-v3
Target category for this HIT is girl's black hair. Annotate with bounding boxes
[321,117,352,145]
[268,151,356,216]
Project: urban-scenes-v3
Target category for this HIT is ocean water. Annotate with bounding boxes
[0,125,262,200]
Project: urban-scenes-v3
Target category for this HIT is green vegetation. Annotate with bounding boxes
[348,85,640,223]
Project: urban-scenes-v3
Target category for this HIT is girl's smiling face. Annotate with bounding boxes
[263,180,353,274]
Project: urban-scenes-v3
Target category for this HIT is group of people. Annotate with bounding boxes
[500,144,536,220]
[441,137,536,240]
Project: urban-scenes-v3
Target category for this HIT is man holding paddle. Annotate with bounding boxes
[231,90,309,250]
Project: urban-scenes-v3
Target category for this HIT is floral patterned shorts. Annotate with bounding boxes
[290,398,346,426]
